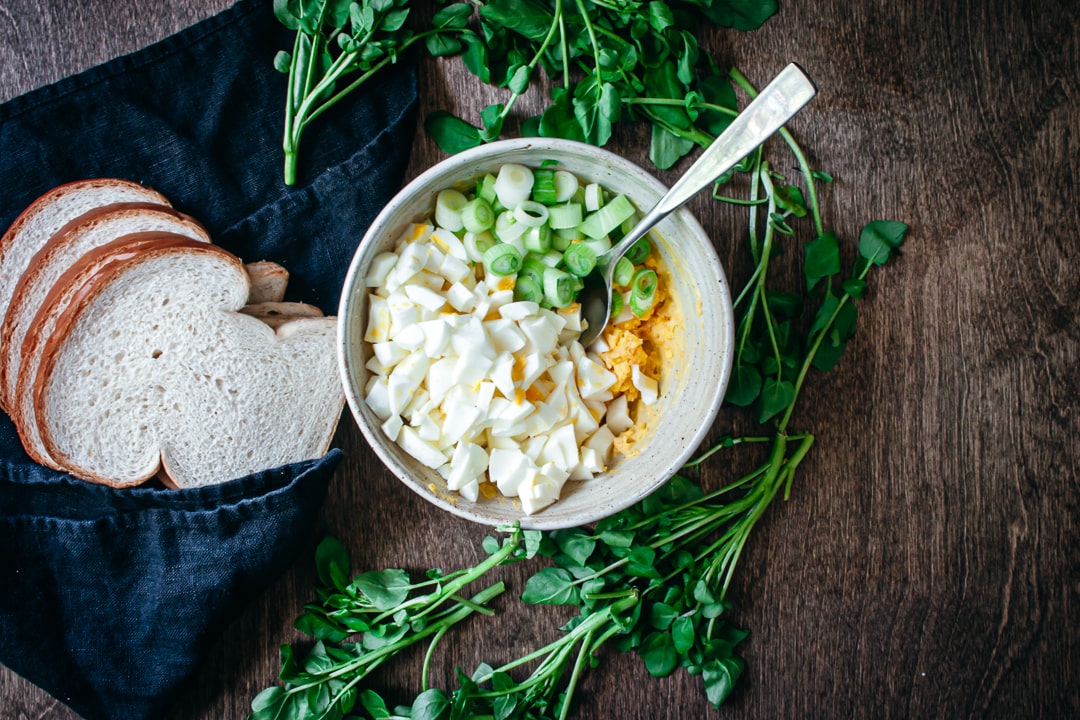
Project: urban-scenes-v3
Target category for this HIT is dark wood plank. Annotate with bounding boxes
[1,0,1078,718]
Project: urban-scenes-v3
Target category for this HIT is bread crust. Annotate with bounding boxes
[0,202,209,411]
[32,240,242,485]
[13,233,208,470]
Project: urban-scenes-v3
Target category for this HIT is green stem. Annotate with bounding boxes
[730,66,824,237]
[285,582,506,696]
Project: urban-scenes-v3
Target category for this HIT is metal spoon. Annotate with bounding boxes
[577,62,817,347]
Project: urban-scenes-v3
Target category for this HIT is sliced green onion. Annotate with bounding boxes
[629,267,658,316]
[610,289,624,317]
[553,227,579,252]
[477,173,498,205]
[494,163,534,208]
[434,189,468,232]
[519,255,549,284]
[513,200,549,227]
[548,203,582,230]
[539,250,563,267]
[579,194,636,240]
[543,267,576,308]
[562,243,597,277]
[554,170,578,203]
[625,236,651,264]
[464,231,495,263]
[523,224,552,253]
[494,210,527,243]
[584,183,604,212]
[461,197,495,233]
[583,236,612,257]
[513,275,543,303]
[613,256,635,287]
[531,170,558,204]
[483,243,523,276]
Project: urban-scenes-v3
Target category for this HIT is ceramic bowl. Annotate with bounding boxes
[338,137,734,529]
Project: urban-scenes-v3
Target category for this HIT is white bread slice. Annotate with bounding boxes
[12,233,202,469]
[244,261,290,304]
[0,202,210,411]
[0,179,168,328]
[31,241,343,488]
[239,301,324,329]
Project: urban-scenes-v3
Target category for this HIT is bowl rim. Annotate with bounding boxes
[338,137,734,529]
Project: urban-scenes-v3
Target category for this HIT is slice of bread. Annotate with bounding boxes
[0,202,209,410]
[244,261,290,304]
[12,233,204,469]
[0,179,168,326]
[31,241,343,488]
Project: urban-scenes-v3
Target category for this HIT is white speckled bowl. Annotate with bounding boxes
[339,138,734,529]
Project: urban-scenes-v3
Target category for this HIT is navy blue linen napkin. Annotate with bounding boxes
[0,0,418,718]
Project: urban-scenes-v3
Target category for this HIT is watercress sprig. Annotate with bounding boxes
[425,0,776,168]
[249,525,540,720]
[273,0,471,185]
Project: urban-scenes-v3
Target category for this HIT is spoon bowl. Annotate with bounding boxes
[577,62,817,347]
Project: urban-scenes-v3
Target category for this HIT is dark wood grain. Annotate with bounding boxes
[2,0,1078,718]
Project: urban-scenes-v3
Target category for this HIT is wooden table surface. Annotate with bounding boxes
[2,1,1078,718]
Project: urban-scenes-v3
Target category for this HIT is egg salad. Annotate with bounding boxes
[361,165,669,514]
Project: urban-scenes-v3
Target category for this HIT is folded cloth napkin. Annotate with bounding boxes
[0,0,418,718]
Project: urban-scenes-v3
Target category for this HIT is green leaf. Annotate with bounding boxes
[697,74,736,136]
[425,111,483,154]
[642,62,692,130]
[479,0,554,41]
[671,616,695,654]
[314,536,350,590]
[649,124,694,170]
[522,567,580,605]
[273,0,301,30]
[641,631,679,676]
[842,277,867,298]
[522,530,543,558]
[758,378,794,423]
[689,0,778,31]
[459,31,490,83]
[539,92,585,142]
[508,64,531,94]
[676,31,699,85]
[858,220,908,265]
[426,33,463,57]
[432,2,471,29]
[597,529,634,549]
[480,103,505,141]
[550,528,596,566]
[702,657,745,706]
[381,8,410,32]
[724,363,761,407]
[359,689,390,719]
[354,568,411,611]
[804,231,840,290]
[250,686,289,720]
[649,602,679,631]
[411,688,451,720]
[273,50,292,74]
[648,1,676,32]
[626,545,661,578]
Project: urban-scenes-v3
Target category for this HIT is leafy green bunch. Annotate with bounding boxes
[424,0,776,169]
[272,0,470,184]
[250,526,539,720]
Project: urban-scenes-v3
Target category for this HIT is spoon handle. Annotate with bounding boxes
[608,63,818,261]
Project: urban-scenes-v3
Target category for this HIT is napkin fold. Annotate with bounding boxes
[0,0,419,717]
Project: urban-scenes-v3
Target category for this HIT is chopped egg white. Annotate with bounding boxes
[363,222,660,515]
